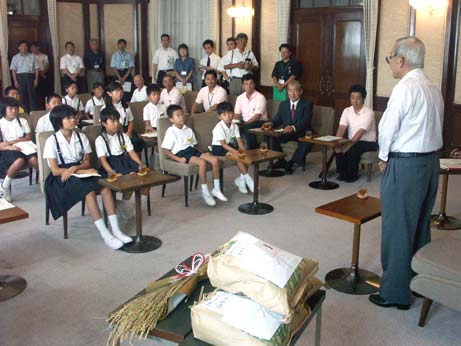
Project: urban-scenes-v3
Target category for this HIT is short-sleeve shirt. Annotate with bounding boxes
[271,58,302,82]
[83,50,105,70]
[130,86,148,102]
[62,95,84,112]
[110,51,135,70]
[0,117,30,141]
[84,96,105,116]
[60,54,84,74]
[339,105,376,142]
[95,132,134,157]
[199,53,221,80]
[152,47,178,71]
[160,87,186,110]
[101,102,134,127]
[195,85,228,112]
[220,48,259,78]
[43,131,91,166]
[212,120,241,146]
[143,102,166,129]
[161,124,197,155]
[10,53,39,74]
[234,91,268,122]
[174,57,195,81]
[34,53,49,72]
[35,112,54,133]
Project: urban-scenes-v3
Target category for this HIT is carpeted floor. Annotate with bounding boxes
[1,152,460,346]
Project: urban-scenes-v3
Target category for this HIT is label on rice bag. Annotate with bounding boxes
[225,233,302,288]
[203,291,282,340]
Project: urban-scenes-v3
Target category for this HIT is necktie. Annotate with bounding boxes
[291,104,295,122]
[207,57,211,67]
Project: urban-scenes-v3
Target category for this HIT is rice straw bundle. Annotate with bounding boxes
[107,254,208,346]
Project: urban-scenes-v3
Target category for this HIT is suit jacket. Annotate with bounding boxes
[272,98,313,133]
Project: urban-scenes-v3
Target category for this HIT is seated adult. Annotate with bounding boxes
[160,74,186,111]
[191,70,227,113]
[265,80,313,174]
[334,84,377,182]
[234,74,267,149]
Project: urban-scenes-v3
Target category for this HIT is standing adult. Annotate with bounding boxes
[221,33,259,96]
[10,40,39,112]
[30,41,50,108]
[199,39,221,87]
[110,39,134,100]
[369,36,443,310]
[60,41,84,95]
[152,33,178,86]
[84,38,105,90]
[271,44,302,101]
[218,37,236,93]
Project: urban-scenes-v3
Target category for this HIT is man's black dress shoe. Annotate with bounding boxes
[369,294,410,310]
[272,159,286,169]
[285,160,294,175]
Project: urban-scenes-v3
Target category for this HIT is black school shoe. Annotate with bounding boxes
[272,159,286,169]
[369,294,410,310]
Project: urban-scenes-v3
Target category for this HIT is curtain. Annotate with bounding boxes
[363,0,379,109]
[47,0,61,94]
[0,0,10,92]
[149,0,160,82]
[208,0,218,44]
[277,0,291,47]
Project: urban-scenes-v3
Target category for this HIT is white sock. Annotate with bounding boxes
[201,184,210,194]
[94,218,112,239]
[213,179,221,190]
[108,214,122,235]
[2,176,12,188]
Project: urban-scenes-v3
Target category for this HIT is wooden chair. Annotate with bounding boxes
[77,93,92,106]
[266,99,281,121]
[184,91,198,113]
[228,95,238,107]
[359,111,383,182]
[29,110,47,134]
[17,113,39,185]
[128,101,153,165]
[93,105,103,124]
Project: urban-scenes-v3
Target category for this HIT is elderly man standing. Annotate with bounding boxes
[369,36,443,310]
[84,38,105,89]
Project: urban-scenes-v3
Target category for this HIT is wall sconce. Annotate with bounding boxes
[227,1,254,18]
[409,0,447,11]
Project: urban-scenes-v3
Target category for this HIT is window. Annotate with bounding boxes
[300,0,363,8]
[7,0,41,16]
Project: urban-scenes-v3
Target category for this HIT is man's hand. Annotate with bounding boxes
[283,125,294,134]
[14,81,20,89]
[33,79,39,87]
[378,160,387,173]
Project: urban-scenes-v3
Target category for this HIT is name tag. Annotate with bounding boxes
[168,57,174,65]
[278,79,285,84]
[121,60,128,69]
[181,70,187,76]
[94,64,100,69]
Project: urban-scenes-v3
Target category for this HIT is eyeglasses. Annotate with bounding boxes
[385,54,400,64]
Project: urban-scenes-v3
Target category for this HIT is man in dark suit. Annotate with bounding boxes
[264,80,313,174]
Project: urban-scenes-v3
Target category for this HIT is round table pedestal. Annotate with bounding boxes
[0,275,27,301]
[309,181,339,190]
[431,213,461,230]
[325,268,380,295]
[239,202,274,215]
[259,169,285,177]
[121,236,162,253]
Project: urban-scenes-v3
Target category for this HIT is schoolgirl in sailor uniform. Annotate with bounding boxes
[43,104,132,250]
[95,107,144,176]
[0,97,39,201]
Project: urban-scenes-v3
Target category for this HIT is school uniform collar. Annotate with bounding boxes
[219,119,232,129]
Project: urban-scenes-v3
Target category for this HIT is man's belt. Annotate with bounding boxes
[389,151,436,158]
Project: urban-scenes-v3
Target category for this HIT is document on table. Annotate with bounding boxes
[315,135,343,142]
[71,173,101,178]
[122,81,132,93]
[203,291,281,340]
[141,131,157,138]
[440,159,461,170]
[0,198,15,211]
[14,141,37,155]
[82,119,94,125]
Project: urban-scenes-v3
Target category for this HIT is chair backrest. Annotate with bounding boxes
[374,110,384,129]
[36,131,54,194]
[93,105,103,124]
[184,91,198,113]
[78,93,92,106]
[312,105,335,135]
[82,125,102,170]
[266,99,281,121]
[29,110,48,134]
[157,115,192,170]
[128,101,149,134]
[228,95,238,107]
[191,111,219,152]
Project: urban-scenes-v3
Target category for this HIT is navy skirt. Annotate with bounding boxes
[100,154,139,177]
[176,147,201,163]
[45,162,101,220]
[0,150,36,174]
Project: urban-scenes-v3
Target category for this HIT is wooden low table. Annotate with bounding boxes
[299,135,350,190]
[111,256,325,346]
[316,194,381,294]
[99,170,178,253]
[0,201,29,302]
[431,165,461,230]
[249,127,286,177]
[226,149,285,215]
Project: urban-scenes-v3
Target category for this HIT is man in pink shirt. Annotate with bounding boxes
[234,74,268,149]
[192,70,228,113]
[160,74,186,111]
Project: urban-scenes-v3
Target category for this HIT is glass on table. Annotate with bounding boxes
[305,130,313,139]
[237,149,246,159]
[262,122,272,131]
[138,164,148,176]
[260,141,268,156]
[356,185,368,199]
[107,172,118,182]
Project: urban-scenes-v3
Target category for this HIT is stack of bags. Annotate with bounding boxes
[191,232,321,346]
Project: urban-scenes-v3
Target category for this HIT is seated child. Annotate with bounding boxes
[96,107,144,176]
[103,81,144,152]
[43,105,132,249]
[62,80,87,124]
[36,93,62,133]
[4,86,25,113]
[143,84,166,132]
[0,97,39,201]
[161,105,227,206]
[130,75,148,102]
[84,82,105,119]
[211,102,254,193]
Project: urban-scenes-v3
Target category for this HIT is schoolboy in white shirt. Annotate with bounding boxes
[144,84,165,131]
[84,82,105,118]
